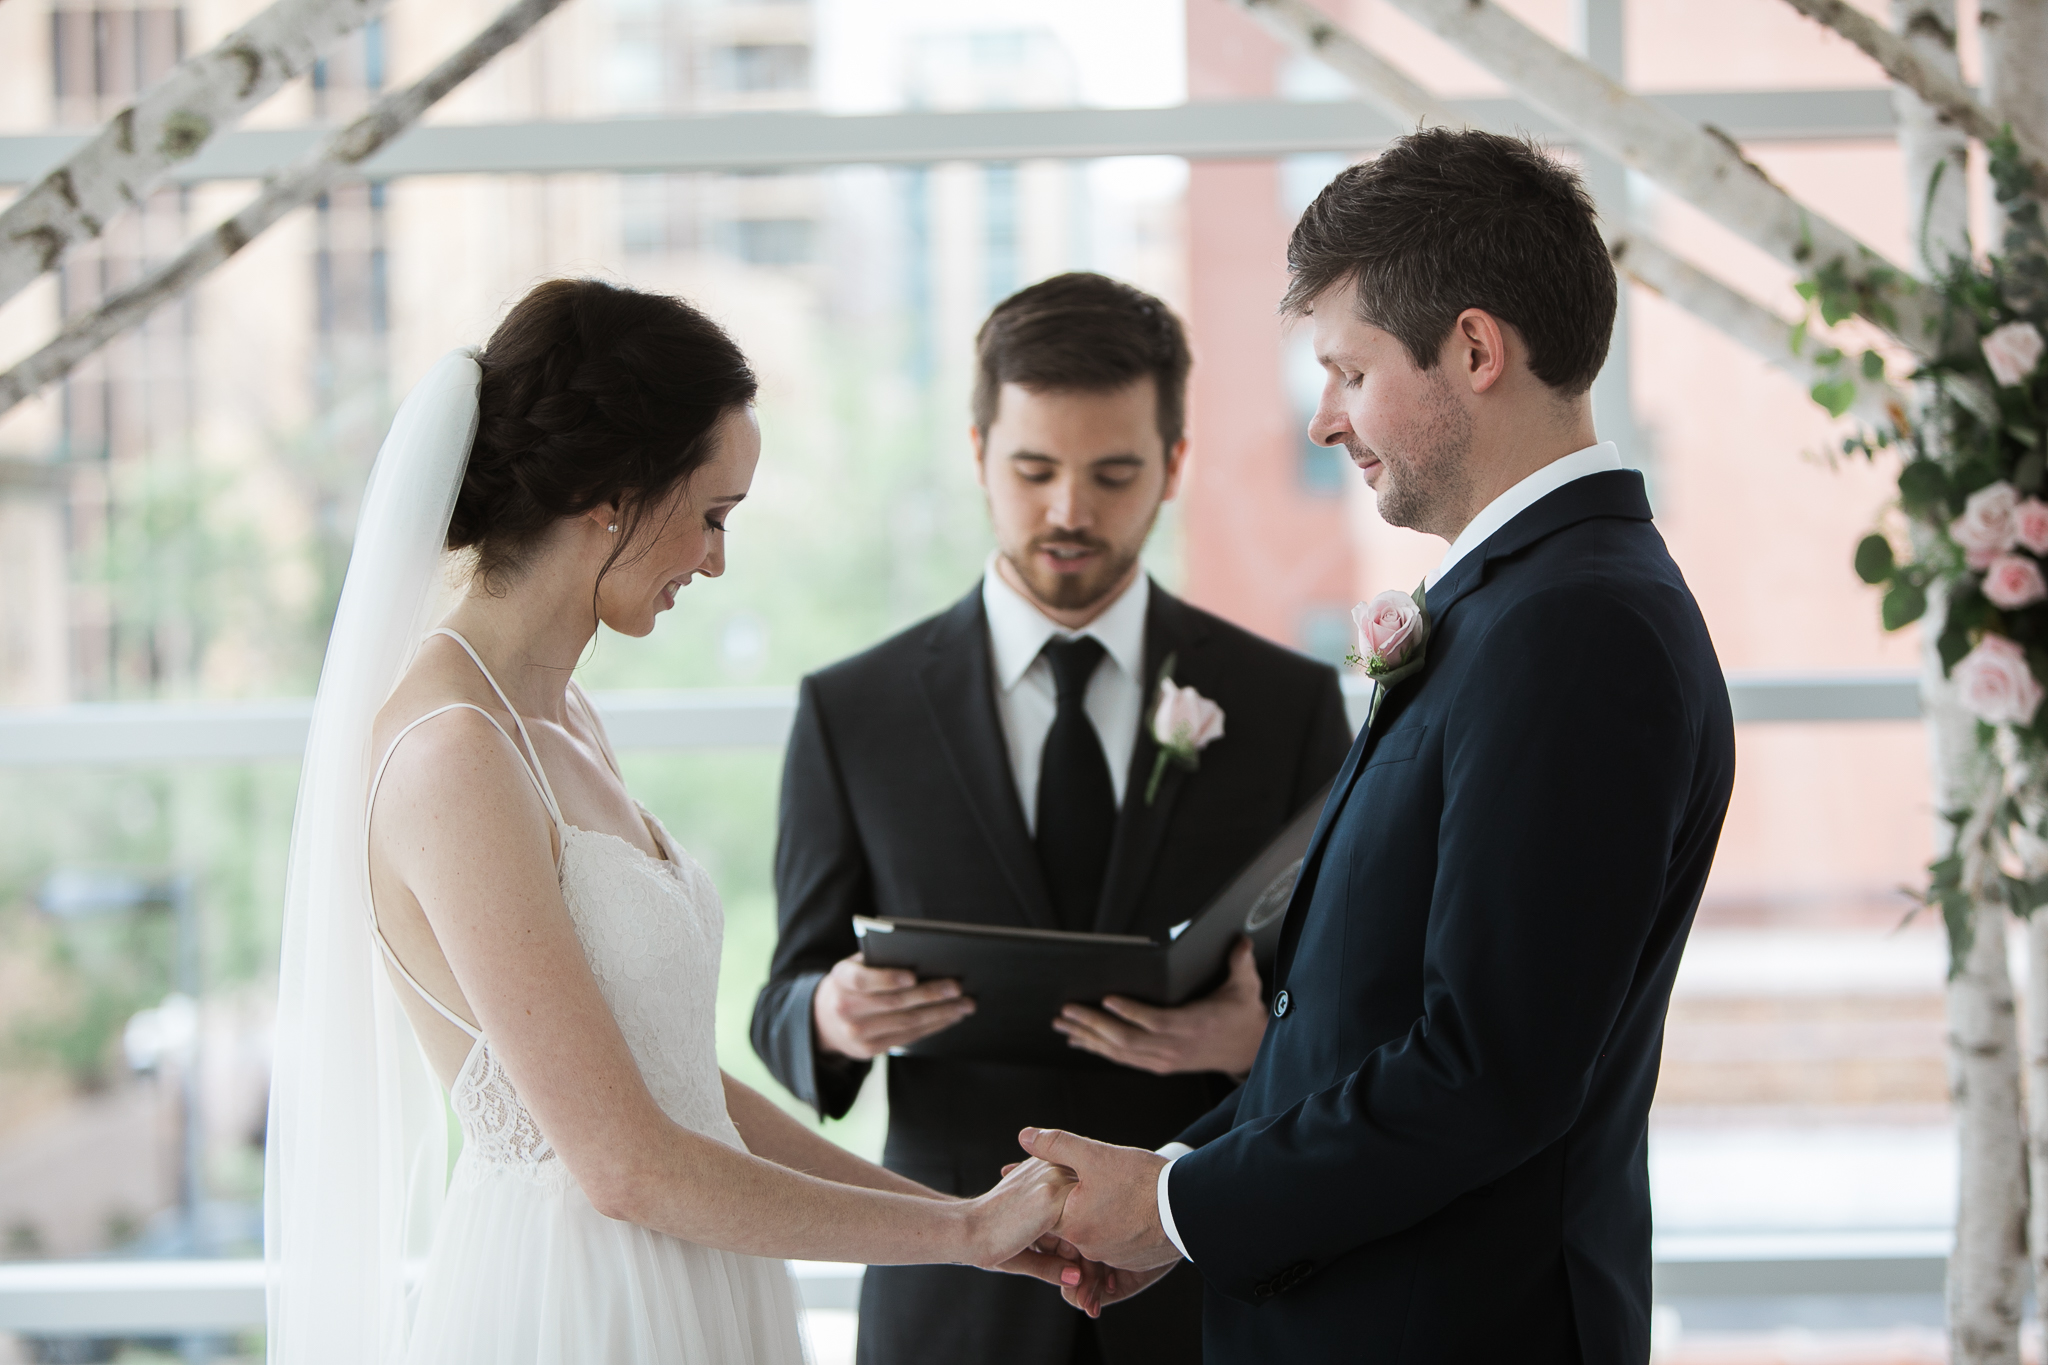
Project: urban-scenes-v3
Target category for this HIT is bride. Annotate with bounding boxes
[263,278,1082,1363]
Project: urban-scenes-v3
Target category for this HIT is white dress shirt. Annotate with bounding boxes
[1152,439,1625,1264]
[982,555,1150,834]
[1425,441,1623,590]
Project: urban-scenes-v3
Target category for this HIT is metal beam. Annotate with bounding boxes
[0,90,1903,185]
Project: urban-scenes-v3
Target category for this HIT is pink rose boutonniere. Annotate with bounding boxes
[1146,653,1224,804]
[1347,583,1432,725]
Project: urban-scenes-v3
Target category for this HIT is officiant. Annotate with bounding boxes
[750,272,1351,1365]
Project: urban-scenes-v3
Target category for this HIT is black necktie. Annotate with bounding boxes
[1036,636,1117,932]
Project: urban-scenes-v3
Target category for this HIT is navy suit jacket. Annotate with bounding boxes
[1168,470,1736,1364]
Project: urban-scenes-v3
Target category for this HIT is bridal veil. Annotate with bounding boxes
[265,350,479,1363]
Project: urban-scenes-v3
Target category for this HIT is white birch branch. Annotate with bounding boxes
[1231,0,1904,427]
[1982,0,2048,246]
[0,0,571,420]
[1229,0,1466,128]
[1783,0,2048,193]
[1376,0,1941,354]
[1608,230,1899,429]
[1893,0,1973,270]
[1945,804,2029,1365]
[0,0,389,312]
[1882,7,2036,1359]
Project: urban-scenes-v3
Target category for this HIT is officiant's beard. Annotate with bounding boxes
[1004,523,1153,615]
[1352,370,1476,538]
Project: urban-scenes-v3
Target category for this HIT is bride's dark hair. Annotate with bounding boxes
[449,277,758,591]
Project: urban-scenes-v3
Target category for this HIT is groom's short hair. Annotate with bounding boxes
[1283,128,1616,396]
[973,272,1191,451]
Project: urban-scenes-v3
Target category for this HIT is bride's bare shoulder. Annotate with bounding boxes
[370,637,518,784]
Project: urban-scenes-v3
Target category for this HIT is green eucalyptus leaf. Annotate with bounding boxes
[2019,450,2047,493]
[2011,424,2043,450]
[1949,375,2005,428]
[1820,295,1857,326]
[1789,319,1808,356]
[1882,581,1928,629]
[1814,346,1845,367]
[1897,459,1948,511]
[1795,280,1819,301]
[1938,618,1974,672]
[1855,533,1896,584]
[1941,887,1977,978]
[1812,378,1858,418]
[1862,349,1886,380]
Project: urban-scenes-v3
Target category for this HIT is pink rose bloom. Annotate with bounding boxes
[1983,320,2046,388]
[1353,590,1424,670]
[1955,634,2045,726]
[2016,499,2048,555]
[1153,680,1224,754]
[1984,553,2048,610]
[1953,481,2021,570]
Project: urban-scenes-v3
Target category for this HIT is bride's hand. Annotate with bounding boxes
[959,1157,1074,1270]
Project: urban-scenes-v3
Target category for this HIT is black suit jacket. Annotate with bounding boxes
[1169,471,1736,1365]
[752,579,1350,1364]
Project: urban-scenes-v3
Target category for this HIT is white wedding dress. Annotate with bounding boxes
[364,627,809,1364]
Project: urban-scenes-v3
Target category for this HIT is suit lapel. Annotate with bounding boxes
[1270,468,1657,984]
[1093,584,1206,936]
[913,591,1059,930]
[1272,718,1371,983]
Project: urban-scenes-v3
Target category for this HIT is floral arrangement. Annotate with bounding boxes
[1839,133,2048,955]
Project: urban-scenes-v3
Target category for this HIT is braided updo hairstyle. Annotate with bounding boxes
[449,278,759,592]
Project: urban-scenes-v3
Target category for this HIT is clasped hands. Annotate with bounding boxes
[969,1128,1185,1317]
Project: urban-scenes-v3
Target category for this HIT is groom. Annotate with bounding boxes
[1023,129,1738,1363]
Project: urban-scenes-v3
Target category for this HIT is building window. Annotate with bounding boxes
[984,163,1018,307]
[718,218,814,266]
[1298,607,1356,667]
[715,43,810,94]
[51,7,183,119]
[1286,333,1347,494]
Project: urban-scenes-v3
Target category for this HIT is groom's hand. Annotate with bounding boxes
[1054,936,1265,1077]
[1018,1128,1182,1272]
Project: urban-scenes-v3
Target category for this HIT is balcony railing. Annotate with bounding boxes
[0,671,1924,767]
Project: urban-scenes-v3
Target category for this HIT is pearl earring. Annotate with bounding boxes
[607,523,618,533]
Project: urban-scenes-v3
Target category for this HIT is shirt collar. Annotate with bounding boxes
[1424,441,1624,590]
[982,552,1151,693]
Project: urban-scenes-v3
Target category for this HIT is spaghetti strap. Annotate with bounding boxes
[568,679,625,781]
[364,702,531,1040]
[426,627,568,827]
[362,632,583,1043]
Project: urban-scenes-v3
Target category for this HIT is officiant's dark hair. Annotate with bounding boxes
[452,277,758,592]
[1282,129,1615,396]
[973,272,1191,452]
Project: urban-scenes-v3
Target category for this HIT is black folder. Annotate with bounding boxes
[852,781,1331,1065]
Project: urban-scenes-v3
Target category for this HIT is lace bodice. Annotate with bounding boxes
[449,816,743,1185]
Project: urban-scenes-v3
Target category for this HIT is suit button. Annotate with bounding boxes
[1272,990,1290,1019]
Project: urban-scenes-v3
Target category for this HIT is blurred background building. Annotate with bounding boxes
[0,0,1959,1361]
